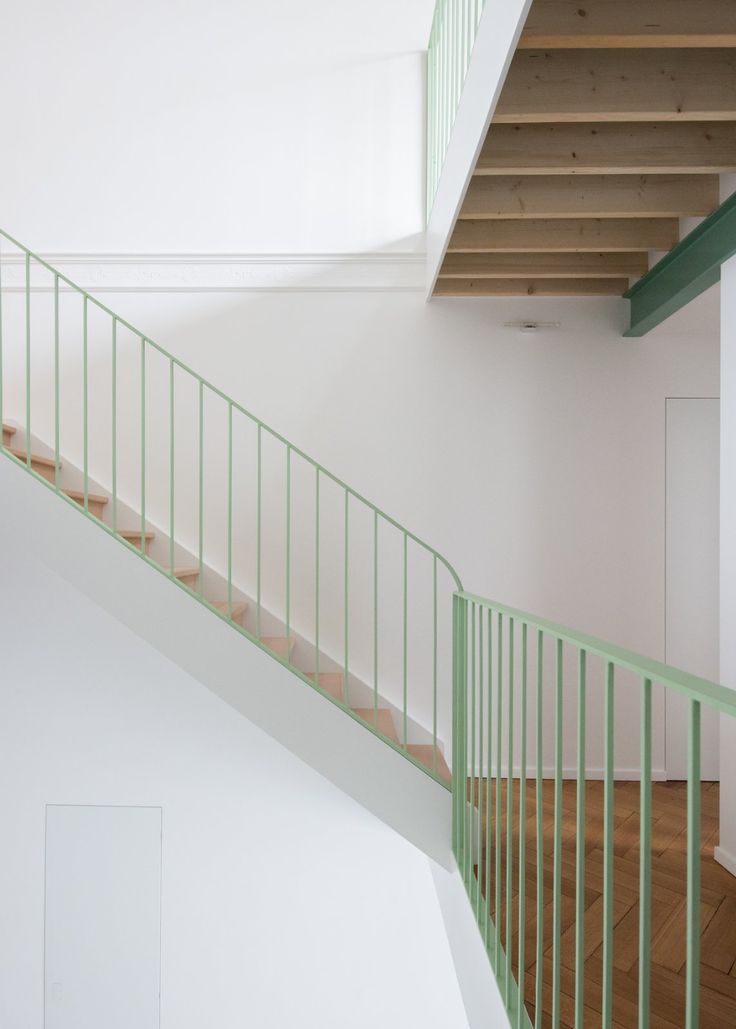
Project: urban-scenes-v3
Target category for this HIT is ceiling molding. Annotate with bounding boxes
[0,252,426,293]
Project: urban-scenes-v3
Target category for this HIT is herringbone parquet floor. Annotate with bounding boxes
[468,779,736,1028]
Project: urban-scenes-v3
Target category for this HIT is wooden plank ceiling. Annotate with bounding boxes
[435,0,736,298]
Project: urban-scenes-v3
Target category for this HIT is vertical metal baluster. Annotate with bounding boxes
[315,467,320,685]
[112,319,117,534]
[140,338,146,540]
[0,233,4,437]
[227,402,234,617]
[552,638,563,1029]
[470,602,477,903]
[478,604,485,920]
[602,661,615,1029]
[344,489,349,704]
[452,593,460,856]
[256,423,262,634]
[639,677,652,1029]
[54,275,60,490]
[462,597,470,879]
[535,630,544,1029]
[440,9,446,163]
[374,510,379,727]
[575,649,587,1029]
[433,555,438,773]
[25,253,30,467]
[83,297,88,510]
[496,610,503,975]
[461,596,469,881]
[170,359,175,573]
[403,530,408,748]
[285,444,291,644]
[686,700,701,1029]
[517,622,528,1029]
[485,607,493,952]
[198,381,204,596]
[427,31,435,216]
[505,617,515,1002]
[455,593,465,873]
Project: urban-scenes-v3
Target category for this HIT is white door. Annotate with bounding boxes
[45,805,162,1029]
[665,398,720,780]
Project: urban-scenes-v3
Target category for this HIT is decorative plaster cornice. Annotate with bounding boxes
[0,251,426,293]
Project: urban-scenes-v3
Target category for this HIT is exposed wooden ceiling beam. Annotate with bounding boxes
[495,49,736,123]
[475,122,736,176]
[434,277,629,297]
[447,218,680,252]
[439,252,649,279]
[460,175,719,220]
[519,0,736,49]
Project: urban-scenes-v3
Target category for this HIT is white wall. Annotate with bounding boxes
[0,0,722,777]
[0,0,433,254]
[0,542,470,1029]
[3,282,716,778]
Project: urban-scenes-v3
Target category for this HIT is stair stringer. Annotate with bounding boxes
[1,454,452,865]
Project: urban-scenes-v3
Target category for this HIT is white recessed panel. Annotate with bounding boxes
[665,398,720,780]
[45,805,162,1029]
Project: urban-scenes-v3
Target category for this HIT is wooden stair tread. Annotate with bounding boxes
[2,423,17,437]
[407,744,452,785]
[261,636,295,658]
[211,600,248,617]
[352,707,399,744]
[173,567,200,580]
[118,528,155,540]
[64,488,108,505]
[305,671,344,700]
[8,447,57,468]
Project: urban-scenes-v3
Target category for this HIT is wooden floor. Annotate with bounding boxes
[468,780,736,1028]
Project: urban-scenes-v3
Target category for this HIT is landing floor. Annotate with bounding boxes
[469,780,735,1028]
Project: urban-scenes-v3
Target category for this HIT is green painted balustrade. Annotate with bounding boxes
[426,0,487,219]
[2,225,735,1028]
[0,227,462,785]
[453,593,736,1029]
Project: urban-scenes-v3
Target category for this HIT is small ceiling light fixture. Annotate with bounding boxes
[503,320,561,333]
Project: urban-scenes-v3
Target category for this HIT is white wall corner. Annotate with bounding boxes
[425,0,534,296]
[714,844,736,878]
[429,859,511,1029]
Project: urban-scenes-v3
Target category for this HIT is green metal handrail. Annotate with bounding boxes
[453,592,735,1029]
[0,227,462,786]
[426,0,486,220]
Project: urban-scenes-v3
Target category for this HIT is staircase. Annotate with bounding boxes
[2,417,453,782]
[3,228,736,1028]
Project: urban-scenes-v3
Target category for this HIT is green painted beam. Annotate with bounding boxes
[625,190,736,337]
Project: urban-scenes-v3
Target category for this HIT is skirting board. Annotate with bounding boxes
[0,251,426,292]
[467,766,668,782]
[714,845,736,878]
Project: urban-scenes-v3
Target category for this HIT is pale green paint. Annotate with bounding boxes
[453,592,730,1029]
[0,227,460,793]
[426,0,487,219]
[625,190,736,337]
